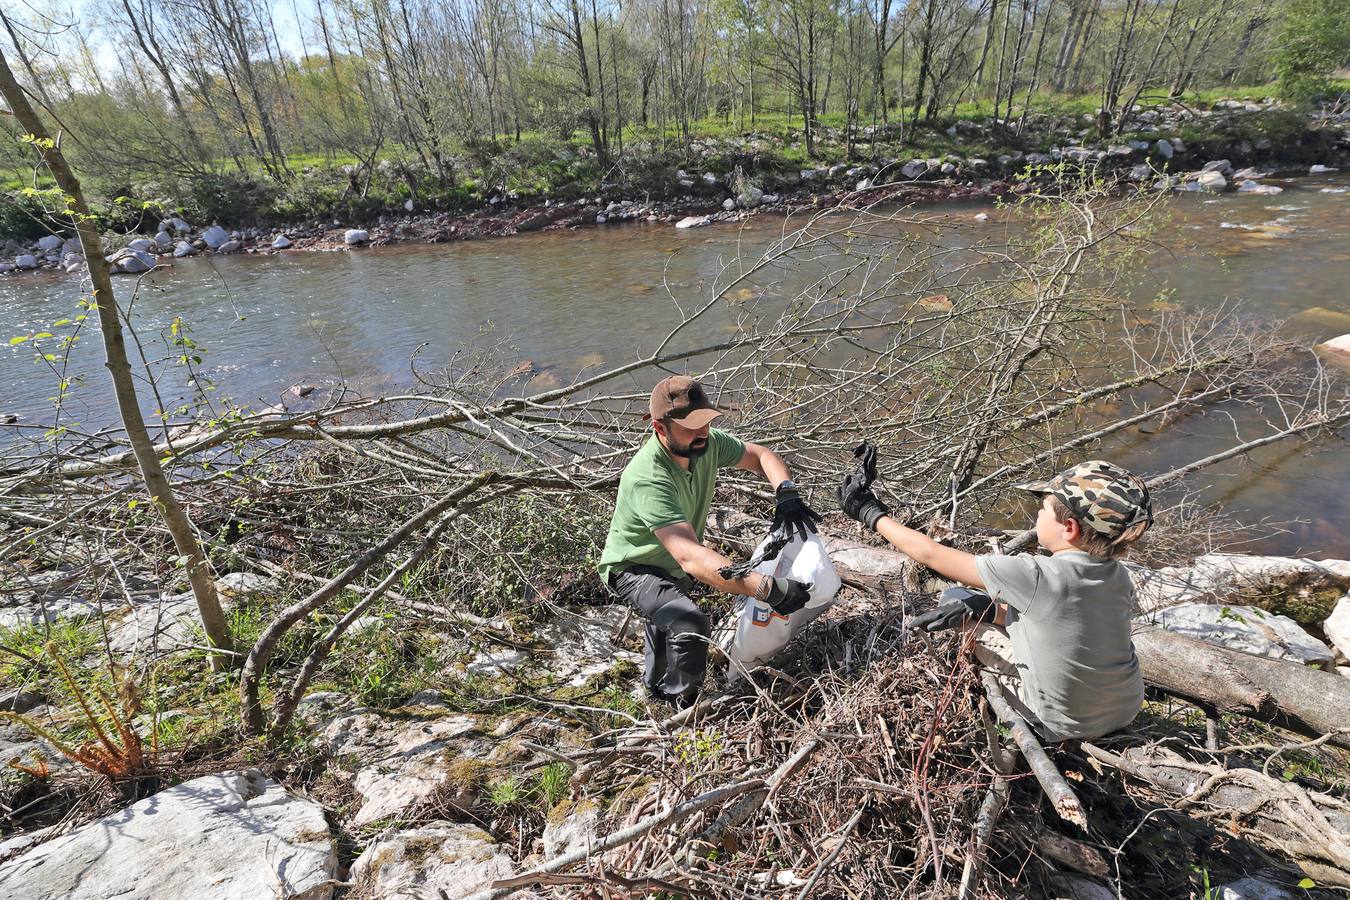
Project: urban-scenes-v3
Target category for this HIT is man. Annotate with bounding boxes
[599,376,820,708]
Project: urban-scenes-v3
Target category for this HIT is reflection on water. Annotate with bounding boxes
[2,174,1347,555]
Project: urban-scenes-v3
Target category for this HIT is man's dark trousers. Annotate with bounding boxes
[608,565,708,702]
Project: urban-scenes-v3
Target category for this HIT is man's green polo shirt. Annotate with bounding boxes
[598,429,747,583]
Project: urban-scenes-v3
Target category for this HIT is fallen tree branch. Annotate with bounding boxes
[980,670,1087,828]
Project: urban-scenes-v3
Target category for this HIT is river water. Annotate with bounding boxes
[3,173,1348,556]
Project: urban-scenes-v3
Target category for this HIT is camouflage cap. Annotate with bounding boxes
[1016,460,1153,542]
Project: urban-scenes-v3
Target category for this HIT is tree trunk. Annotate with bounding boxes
[1131,626,1350,750]
[0,49,235,666]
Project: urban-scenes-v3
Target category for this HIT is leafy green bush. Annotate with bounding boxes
[0,191,59,243]
[1275,0,1350,101]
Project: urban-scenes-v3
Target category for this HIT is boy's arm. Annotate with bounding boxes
[874,516,986,589]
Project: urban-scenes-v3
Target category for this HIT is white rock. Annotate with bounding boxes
[1195,170,1227,192]
[272,234,293,249]
[1232,167,1270,180]
[36,234,64,252]
[1237,181,1283,194]
[973,212,990,222]
[127,238,153,253]
[675,215,711,229]
[404,198,415,211]
[533,605,641,687]
[0,770,335,900]
[1149,603,1334,667]
[702,171,718,185]
[594,214,607,223]
[722,198,736,211]
[200,225,230,249]
[543,801,601,858]
[173,241,196,258]
[349,824,515,900]
[217,239,242,253]
[344,228,369,245]
[1310,164,1338,174]
[322,701,491,826]
[65,261,84,274]
[1025,152,1053,165]
[1216,875,1296,900]
[1325,594,1350,661]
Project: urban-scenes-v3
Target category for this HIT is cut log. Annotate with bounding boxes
[1132,626,1350,750]
[1082,742,1350,887]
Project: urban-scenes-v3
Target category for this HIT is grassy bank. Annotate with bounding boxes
[3,82,1347,245]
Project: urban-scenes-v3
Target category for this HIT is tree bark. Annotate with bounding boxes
[1131,626,1350,750]
[0,49,235,665]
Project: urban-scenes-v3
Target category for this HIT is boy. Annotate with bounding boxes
[837,454,1152,741]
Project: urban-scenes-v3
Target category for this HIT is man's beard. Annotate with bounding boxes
[665,433,710,458]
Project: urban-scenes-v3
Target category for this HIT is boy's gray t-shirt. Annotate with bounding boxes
[975,550,1144,741]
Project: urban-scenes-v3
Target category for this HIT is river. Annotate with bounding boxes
[3,173,1348,557]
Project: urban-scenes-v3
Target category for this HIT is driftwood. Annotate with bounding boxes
[980,671,1087,827]
[1132,626,1350,750]
[1082,742,1350,887]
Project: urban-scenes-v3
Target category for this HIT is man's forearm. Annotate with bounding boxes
[676,542,766,597]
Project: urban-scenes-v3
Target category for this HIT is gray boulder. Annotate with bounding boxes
[1154,139,1174,159]
[200,225,230,249]
[217,239,242,254]
[722,198,737,211]
[343,228,369,245]
[1201,159,1233,176]
[170,217,191,233]
[36,234,63,253]
[173,241,196,258]
[1194,170,1228,192]
[901,159,929,179]
[1149,602,1334,667]
[0,770,336,900]
[1236,181,1283,195]
[272,234,293,250]
[14,255,38,270]
[702,171,718,185]
[348,824,515,900]
[543,801,601,857]
[738,184,764,208]
[1215,876,1296,900]
[127,238,154,253]
[1310,164,1338,174]
[112,250,155,274]
[154,231,173,248]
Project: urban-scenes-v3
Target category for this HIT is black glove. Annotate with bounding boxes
[909,587,995,633]
[836,441,891,530]
[764,577,813,616]
[718,530,791,579]
[771,480,822,541]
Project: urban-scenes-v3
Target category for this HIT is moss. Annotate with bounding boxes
[1247,586,1344,630]
[546,796,598,826]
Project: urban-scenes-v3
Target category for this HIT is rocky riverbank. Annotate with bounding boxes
[4,96,1349,277]
[3,539,1349,899]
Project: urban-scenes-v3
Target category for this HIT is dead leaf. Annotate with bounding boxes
[918,293,953,312]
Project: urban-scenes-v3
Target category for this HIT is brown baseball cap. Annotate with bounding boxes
[644,375,725,427]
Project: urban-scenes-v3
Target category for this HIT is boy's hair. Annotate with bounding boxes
[1049,496,1140,559]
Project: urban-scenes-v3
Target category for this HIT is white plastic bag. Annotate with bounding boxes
[720,532,841,678]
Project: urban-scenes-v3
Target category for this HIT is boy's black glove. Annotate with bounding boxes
[836,441,891,530]
[764,577,813,616]
[909,587,996,632]
[772,480,822,540]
